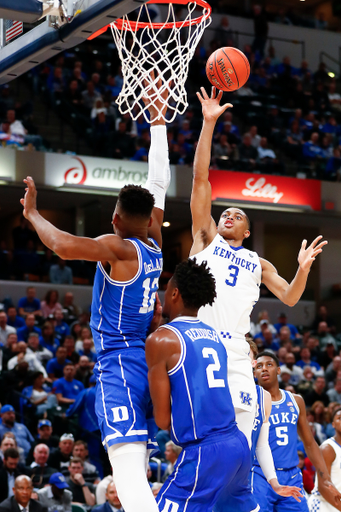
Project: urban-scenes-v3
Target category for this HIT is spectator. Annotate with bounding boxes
[254,310,277,335]
[78,339,97,364]
[53,310,70,343]
[328,82,341,113]
[297,451,314,494]
[305,376,330,407]
[239,133,257,171]
[17,314,42,343]
[39,322,60,355]
[296,347,322,374]
[65,80,83,106]
[54,364,84,407]
[41,291,62,319]
[0,405,34,457]
[277,347,287,365]
[75,327,93,354]
[213,135,238,169]
[315,12,328,30]
[254,326,279,352]
[0,475,46,512]
[257,136,280,169]
[22,371,57,416]
[74,356,92,387]
[66,377,101,475]
[7,342,47,376]
[26,333,53,365]
[26,420,59,465]
[316,321,337,349]
[280,352,304,386]
[37,473,72,512]
[48,434,74,475]
[312,305,336,334]
[0,312,16,346]
[93,481,123,512]
[285,120,304,160]
[108,121,135,159]
[274,313,301,340]
[62,293,80,325]
[17,287,42,319]
[81,81,101,113]
[327,377,341,404]
[49,259,73,285]
[1,361,35,404]
[314,63,329,84]
[249,125,261,148]
[0,434,25,466]
[12,218,36,252]
[214,16,234,47]
[303,132,326,163]
[162,441,182,482]
[63,336,79,365]
[46,346,71,380]
[325,148,341,180]
[95,476,113,505]
[252,4,268,58]
[28,444,59,489]
[0,449,25,503]
[65,458,96,507]
[297,366,315,398]
[326,356,341,385]
[72,441,100,484]
[6,307,25,330]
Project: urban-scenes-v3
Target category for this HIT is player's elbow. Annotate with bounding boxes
[284,298,298,307]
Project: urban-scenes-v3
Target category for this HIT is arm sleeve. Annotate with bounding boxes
[145,125,171,210]
[255,421,277,482]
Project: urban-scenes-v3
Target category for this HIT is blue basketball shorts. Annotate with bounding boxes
[157,427,258,512]
[94,347,158,452]
[251,466,309,512]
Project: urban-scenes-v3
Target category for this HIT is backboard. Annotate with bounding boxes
[0,0,148,84]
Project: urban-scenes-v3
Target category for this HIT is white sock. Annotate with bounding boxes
[108,442,159,512]
[235,408,254,448]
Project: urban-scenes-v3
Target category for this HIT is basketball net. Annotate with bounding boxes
[110,1,212,123]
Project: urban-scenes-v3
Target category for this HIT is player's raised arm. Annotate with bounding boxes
[260,236,328,307]
[20,177,131,262]
[258,390,302,501]
[295,394,341,511]
[143,75,171,249]
[190,87,232,254]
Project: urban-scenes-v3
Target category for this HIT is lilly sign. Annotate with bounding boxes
[209,170,321,211]
[45,153,149,188]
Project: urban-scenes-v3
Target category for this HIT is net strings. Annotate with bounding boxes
[111,2,212,123]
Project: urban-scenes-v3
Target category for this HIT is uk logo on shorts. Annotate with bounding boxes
[240,391,252,406]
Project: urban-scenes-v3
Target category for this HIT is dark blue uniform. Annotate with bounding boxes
[251,389,308,512]
[156,316,257,512]
[90,237,162,449]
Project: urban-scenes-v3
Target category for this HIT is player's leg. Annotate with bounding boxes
[157,428,250,512]
[223,339,257,447]
[250,470,277,512]
[108,442,159,512]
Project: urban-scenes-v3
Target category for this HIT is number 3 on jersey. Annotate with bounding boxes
[225,264,239,287]
[139,277,158,314]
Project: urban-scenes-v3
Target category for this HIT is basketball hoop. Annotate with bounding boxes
[106,0,211,123]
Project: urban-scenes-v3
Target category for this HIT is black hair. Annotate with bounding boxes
[172,258,216,310]
[332,407,341,422]
[4,447,19,460]
[117,185,155,218]
[255,350,279,367]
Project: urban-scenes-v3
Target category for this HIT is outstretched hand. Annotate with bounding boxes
[298,235,328,272]
[271,481,302,502]
[142,70,170,124]
[196,87,232,123]
[148,293,163,334]
[20,176,37,220]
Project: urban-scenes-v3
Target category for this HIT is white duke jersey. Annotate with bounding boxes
[192,234,262,338]
[90,237,162,356]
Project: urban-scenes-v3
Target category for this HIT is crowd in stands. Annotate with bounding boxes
[0,268,341,504]
[0,6,340,180]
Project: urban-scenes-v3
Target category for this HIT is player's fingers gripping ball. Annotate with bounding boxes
[206,47,250,92]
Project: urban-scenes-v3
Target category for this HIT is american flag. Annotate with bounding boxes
[5,20,23,43]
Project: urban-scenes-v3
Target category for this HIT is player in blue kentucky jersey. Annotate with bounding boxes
[146,258,258,512]
[252,351,341,512]
[20,86,171,512]
[190,86,327,447]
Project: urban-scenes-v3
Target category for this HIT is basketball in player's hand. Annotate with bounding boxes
[206,47,250,92]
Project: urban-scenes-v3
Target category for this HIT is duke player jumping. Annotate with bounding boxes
[20,90,171,512]
[252,352,341,512]
[146,259,258,512]
[190,86,327,448]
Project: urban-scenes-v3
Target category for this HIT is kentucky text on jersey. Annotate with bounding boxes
[184,328,220,343]
[213,246,258,273]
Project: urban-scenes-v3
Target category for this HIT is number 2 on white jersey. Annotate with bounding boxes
[202,347,225,388]
[139,277,158,314]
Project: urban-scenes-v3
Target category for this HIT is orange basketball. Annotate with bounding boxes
[206,47,250,92]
